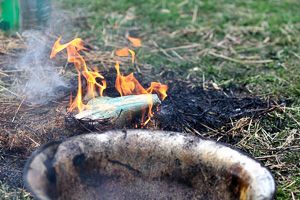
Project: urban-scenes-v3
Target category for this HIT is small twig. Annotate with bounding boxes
[202,29,214,41]
[280,106,300,111]
[291,192,295,200]
[255,155,278,159]
[62,60,68,74]
[12,97,26,122]
[189,126,202,136]
[23,134,40,147]
[151,40,173,58]
[0,85,21,97]
[177,0,188,8]
[192,5,198,24]
[150,43,202,52]
[112,109,124,124]
[171,50,185,60]
[282,180,296,190]
[15,32,26,44]
[226,118,250,134]
[256,147,300,152]
[199,122,219,133]
[74,117,95,133]
[291,51,300,59]
[0,70,9,77]
[208,51,273,64]
[277,105,300,127]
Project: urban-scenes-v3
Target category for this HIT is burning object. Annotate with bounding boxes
[50,37,167,127]
[75,94,161,127]
[24,130,276,200]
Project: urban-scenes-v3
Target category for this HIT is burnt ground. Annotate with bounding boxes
[157,82,277,141]
[0,66,280,190]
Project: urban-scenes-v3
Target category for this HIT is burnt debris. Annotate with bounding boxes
[65,69,275,137]
[156,81,271,133]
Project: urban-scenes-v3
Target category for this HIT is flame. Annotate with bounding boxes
[147,82,168,101]
[115,61,168,125]
[50,36,168,126]
[50,37,106,112]
[127,37,142,47]
[114,21,118,30]
[116,47,129,56]
[128,49,135,64]
[116,47,136,63]
[83,68,107,99]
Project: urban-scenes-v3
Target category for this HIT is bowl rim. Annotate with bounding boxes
[23,129,277,200]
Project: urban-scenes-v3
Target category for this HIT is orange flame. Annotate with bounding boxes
[116,47,129,56]
[128,49,135,64]
[114,21,118,30]
[50,36,168,126]
[127,37,142,47]
[50,37,106,112]
[115,61,168,125]
[116,47,136,63]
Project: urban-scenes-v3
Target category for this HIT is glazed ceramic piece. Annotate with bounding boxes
[24,130,276,200]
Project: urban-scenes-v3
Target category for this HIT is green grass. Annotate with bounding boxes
[59,0,300,100]
[0,180,33,200]
[53,0,299,199]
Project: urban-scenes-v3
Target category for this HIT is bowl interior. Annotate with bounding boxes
[24,130,276,200]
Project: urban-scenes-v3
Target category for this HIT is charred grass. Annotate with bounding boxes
[0,0,300,199]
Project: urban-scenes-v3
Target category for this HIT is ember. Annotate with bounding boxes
[50,36,168,126]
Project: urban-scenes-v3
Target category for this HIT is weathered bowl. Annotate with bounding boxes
[24,130,276,200]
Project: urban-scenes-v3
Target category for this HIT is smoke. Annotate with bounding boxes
[15,31,68,104]
[13,8,77,105]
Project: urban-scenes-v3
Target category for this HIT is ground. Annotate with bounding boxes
[0,0,299,199]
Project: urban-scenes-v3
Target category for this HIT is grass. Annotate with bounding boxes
[57,0,300,100]
[0,180,33,200]
[1,0,299,199]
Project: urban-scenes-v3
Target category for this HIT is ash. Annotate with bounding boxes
[155,81,272,141]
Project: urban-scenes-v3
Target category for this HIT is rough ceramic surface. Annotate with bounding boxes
[24,130,276,200]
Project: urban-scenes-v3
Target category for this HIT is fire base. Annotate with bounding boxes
[24,130,276,200]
